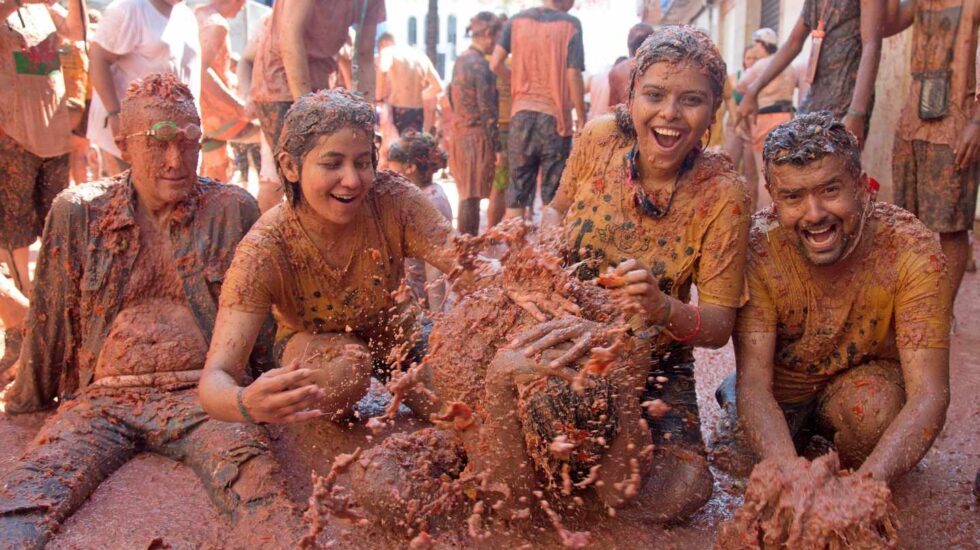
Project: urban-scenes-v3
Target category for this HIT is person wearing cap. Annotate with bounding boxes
[446,12,500,235]
[607,23,654,108]
[735,28,799,211]
[736,0,884,148]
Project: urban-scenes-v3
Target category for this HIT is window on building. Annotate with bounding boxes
[408,16,418,46]
[760,0,780,33]
[448,14,457,44]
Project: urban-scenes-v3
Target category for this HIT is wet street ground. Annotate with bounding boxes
[0,239,977,549]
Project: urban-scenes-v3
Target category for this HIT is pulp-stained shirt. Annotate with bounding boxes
[800,0,863,116]
[6,174,272,413]
[896,0,979,146]
[498,7,585,137]
[554,115,750,350]
[0,5,70,158]
[735,203,952,404]
[449,46,498,147]
[219,171,453,363]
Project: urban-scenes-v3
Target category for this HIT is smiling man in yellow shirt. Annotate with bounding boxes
[719,112,952,485]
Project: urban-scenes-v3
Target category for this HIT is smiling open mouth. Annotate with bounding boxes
[330,193,357,204]
[653,127,683,149]
[801,224,840,249]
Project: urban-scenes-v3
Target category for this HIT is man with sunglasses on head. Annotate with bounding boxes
[716,112,952,486]
[0,73,300,549]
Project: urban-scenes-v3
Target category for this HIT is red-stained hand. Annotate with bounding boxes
[240,360,326,424]
[602,259,671,326]
[508,316,607,369]
[954,121,980,170]
[487,348,578,388]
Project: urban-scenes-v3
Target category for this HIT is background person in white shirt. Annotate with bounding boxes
[88,0,200,174]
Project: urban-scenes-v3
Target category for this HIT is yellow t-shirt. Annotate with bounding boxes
[735,203,952,404]
[554,115,750,347]
[220,171,453,361]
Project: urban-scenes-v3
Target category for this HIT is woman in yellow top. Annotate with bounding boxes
[532,26,750,522]
[199,89,459,425]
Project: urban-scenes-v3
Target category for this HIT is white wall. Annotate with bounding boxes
[383,0,642,81]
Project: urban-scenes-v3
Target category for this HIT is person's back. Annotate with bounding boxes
[607,57,631,107]
[501,6,583,137]
[250,0,385,146]
[491,1,585,216]
[381,44,437,110]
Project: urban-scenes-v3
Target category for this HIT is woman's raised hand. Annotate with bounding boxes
[601,259,672,327]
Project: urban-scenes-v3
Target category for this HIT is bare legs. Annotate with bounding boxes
[458,198,482,236]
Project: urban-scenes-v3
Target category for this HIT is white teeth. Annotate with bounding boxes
[654,128,681,137]
[331,194,356,203]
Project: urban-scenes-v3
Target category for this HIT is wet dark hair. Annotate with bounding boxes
[762,111,862,186]
[377,32,394,47]
[627,23,654,57]
[388,131,447,184]
[276,89,377,205]
[616,25,727,140]
[757,40,778,55]
[468,11,501,37]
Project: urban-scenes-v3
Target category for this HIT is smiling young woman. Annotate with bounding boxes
[536,26,751,522]
[198,89,459,426]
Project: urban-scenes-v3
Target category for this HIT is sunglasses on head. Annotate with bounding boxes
[125,121,203,143]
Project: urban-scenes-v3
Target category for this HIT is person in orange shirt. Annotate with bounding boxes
[719,112,952,485]
[490,0,587,219]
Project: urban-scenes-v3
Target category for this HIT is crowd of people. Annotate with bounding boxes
[0,0,976,547]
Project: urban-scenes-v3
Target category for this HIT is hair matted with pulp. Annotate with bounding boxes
[387,130,447,183]
[276,89,377,205]
[615,25,726,139]
[121,72,199,130]
[762,111,861,187]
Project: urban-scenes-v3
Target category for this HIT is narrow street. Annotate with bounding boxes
[2,246,975,548]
